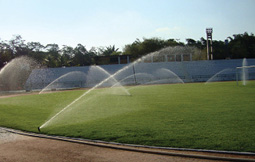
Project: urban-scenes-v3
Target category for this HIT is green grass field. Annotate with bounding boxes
[0,81,255,152]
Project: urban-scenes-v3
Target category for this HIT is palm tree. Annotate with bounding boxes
[100,45,120,56]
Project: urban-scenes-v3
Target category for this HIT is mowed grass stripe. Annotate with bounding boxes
[0,81,254,152]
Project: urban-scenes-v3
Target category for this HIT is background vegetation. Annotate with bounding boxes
[1,32,255,68]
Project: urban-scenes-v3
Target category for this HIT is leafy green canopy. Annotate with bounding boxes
[1,32,255,68]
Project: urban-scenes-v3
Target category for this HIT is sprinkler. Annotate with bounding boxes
[38,127,40,132]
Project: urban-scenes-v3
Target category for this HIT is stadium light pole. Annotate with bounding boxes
[206,28,213,60]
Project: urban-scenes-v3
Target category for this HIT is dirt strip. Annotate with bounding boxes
[1,128,255,162]
[0,128,210,162]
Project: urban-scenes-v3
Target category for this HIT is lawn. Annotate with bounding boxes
[0,81,255,152]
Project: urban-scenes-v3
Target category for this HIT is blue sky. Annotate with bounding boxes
[0,0,255,50]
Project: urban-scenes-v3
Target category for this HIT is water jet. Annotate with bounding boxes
[39,46,199,128]
[0,56,39,92]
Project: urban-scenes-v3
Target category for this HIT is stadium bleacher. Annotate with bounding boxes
[25,59,255,91]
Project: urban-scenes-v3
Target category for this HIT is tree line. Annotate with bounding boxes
[1,32,255,69]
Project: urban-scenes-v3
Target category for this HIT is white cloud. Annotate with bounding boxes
[155,27,171,33]
[155,26,182,34]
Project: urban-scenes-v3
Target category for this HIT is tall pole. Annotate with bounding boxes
[206,36,209,60]
[210,38,213,60]
[206,28,213,60]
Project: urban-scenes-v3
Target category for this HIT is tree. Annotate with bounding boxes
[1,33,255,68]
[27,42,44,52]
[186,38,196,46]
[166,39,184,46]
[228,32,255,59]
[123,37,183,59]
[212,40,226,59]
[72,44,95,66]
[0,40,12,68]
[98,45,120,56]
[186,38,206,49]
[60,45,74,67]
[8,35,28,57]
[122,38,142,57]
[27,42,45,63]
[0,35,29,63]
[45,44,61,67]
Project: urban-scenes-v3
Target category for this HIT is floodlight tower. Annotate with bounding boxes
[206,28,213,60]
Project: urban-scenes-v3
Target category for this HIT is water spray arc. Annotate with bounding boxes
[205,68,234,84]
[110,73,154,87]
[87,66,130,95]
[0,56,39,92]
[38,46,196,130]
[39,66,132,129]
[39,71,87,94]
